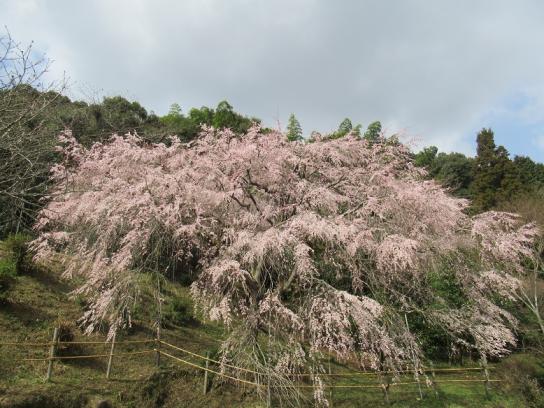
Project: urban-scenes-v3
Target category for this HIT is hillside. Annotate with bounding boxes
[0,239,540,408]
[0,240,262,408]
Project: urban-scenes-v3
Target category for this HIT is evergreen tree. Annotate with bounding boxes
[513,155,544,189]
[337,118,353,136]
[330,118,363,139]
[471,128,522,211]
[472,128,500,210]
[433,152,474,197]
[168,103,182,116]
[286,113,303,142]
[213,100,235,129]
[414,146,438,167]
[363,121,382,143]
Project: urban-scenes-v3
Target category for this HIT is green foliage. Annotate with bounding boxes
[163,296,198,327]
[159,103,184,129]
[0,234,33,301]
[4,233,32,275]
[0,87,261,237]
[337,118,352,136]
[100,96,148,129]
[363,121,381,143]
[471,128,523,211]
[414,146,438,167]
[159,100,258,142]
[405,312,451,361]
[352,124,362,137]
[432,152,474,197]
[408,250,480,360]
[286,113,303,141]
[414,128,544,209]
[0,258,16,301]
[427,253,469,309]
[500,188,544,227]
[499,354,544,407]
[188,105,214,127]
[414,147,475,198]
[513,155,544,191]
[329,118,363,139]
[168,103,182,116]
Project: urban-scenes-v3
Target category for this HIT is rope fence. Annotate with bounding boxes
[1,329,503,404]
[0,339,155,346]
[159,350,262,387]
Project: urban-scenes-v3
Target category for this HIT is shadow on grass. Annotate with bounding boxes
[0,300,52,325]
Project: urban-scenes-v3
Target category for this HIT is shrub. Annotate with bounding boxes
[55,320,81,356]
[163,296,197,327]
[4,233,33,275]
[499,354,544,407]
[0,258,16,302]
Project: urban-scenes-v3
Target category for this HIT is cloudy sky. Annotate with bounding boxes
[3,0,544,161]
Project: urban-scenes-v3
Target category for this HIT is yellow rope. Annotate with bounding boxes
[435,379,502,384]
[248,379,504,389]
[0,342,50,346]
[284,366,494,377]
[160,340,263,375]
[54,350,155,360]
[57,339,156,345]
[0,339,155,346]
[430,367,495,372]
[160,350,263,387]
[15,357,50,362]
[158,340,497,377]
[9,343,504,390]
[15,349,155,361]
[4,337,499,382]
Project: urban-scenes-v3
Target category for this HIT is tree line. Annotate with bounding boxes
[3,83,544,238]
[1,29,543,238]
[414,128,544,214]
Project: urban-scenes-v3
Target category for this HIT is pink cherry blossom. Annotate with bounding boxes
[33,127,539,396]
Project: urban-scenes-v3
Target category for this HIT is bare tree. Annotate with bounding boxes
[517,241,544,339]
[0,28,66,236]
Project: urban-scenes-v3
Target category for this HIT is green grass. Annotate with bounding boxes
[0,245,535,407]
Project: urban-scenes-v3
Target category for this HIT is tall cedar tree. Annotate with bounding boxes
[472,128,521,211]
[286,113,303,141]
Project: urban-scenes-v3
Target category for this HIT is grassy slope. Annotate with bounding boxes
[0,244,529,407]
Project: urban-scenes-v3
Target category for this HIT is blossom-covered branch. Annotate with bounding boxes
[33,126,538,397]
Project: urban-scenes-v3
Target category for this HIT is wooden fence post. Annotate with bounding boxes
[267,371,271,408]
[106,332,116,379]
[156,325,161,368]
[379,372,390,406]
[430,361,439,398]
[414,364,423,400]
[45,327,59,382]
[405,313,423,400]
[480,357,490,400]
[203,351,209,395]
[328,357,333,407]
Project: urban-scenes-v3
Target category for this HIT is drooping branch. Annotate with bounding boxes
[32,125,539,405]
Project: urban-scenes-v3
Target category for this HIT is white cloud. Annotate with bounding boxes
[2,0,544,158]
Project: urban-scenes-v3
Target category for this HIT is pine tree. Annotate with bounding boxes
[286,113,303,142]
